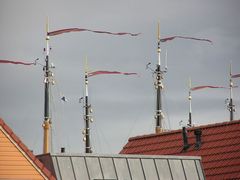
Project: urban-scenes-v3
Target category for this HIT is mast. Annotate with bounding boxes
[82,60,93,153]
[154,23,166,134]
[188,78,192,127]
[42,19,54,154]
[228,63,235,121]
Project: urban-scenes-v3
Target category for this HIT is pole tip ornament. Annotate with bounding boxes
[46,17,49,32]
[46,17,50,40]
[157,22,160,41]
[84,56,89,73]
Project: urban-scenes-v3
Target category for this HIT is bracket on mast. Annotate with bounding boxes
[225,98,235,112]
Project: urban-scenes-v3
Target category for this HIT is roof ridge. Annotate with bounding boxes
[128,119,240,141]
[0,118,56,180]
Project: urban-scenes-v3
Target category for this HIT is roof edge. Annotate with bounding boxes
[37,152,201,160]
[128,119,240,141]
[0,118,56,180]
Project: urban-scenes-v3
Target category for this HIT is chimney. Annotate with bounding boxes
[61,147,65,153]
[182,127,190,151]
[194,129,202,149]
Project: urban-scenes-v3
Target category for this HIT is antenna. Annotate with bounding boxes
[82,57,93,153]
[188,77,192,127]
[42,18,55,154]
[228,63,235,121]
[154,22,166,134]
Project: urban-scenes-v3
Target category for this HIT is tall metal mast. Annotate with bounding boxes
[154,23,166,134]
[42,20,54,154]
[82,60,93,153]
[188,78,192,127]
[228,63,235,121]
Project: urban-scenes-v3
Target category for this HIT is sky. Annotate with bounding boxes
[0,0,240,155]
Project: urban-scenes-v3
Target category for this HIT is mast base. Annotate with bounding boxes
[155,126,163,134]
[42,118,51,154]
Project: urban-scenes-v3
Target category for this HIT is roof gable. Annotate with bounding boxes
[120,120,240,179]
[0,118,55,180]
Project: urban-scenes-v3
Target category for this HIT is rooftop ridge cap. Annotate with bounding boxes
[128,129,183,141]
[128,119,240,141]
[189,119,240,130]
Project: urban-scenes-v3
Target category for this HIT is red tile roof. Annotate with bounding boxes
[0,118,56,180]
[120,120,240,180]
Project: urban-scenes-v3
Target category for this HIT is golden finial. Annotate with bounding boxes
[84,56,89,73]
[189,77,192,89]
[46,17,49,33]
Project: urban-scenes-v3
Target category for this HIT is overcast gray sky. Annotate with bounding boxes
[1,0,240,154]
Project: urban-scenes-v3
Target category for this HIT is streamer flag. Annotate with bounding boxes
[191,85,226,91]
[160,36,212,44]
[232,73,240,78]
[88,70,137,77]
[48,28,140,37]
[0,60,35,66]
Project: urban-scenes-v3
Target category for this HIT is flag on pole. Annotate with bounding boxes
[0,60,35,66]
[88,70,137,77]
[48,28,140,37]
[231,73,240,78]
[160,36,212,44]
[191,85,226,91]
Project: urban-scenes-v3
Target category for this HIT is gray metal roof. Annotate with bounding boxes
[38,153,205,180]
